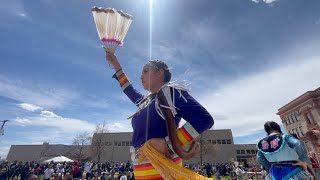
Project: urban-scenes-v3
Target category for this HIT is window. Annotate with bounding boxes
[305,113,313,124]
[251,150,256,154]
[291,114,295,123]
[296,128,301,137]
[122,141,126,146]
[217,140,221,144]
[126,141,130,146]
[292,129,297,136]
[241,150,245,154]
[227,139,231,144]
[246,150,251,154]
[284,117,287,125]
[236,150,241,154]
[288,116,293,124]
[285,117,289,125]
[294,112,299,121]
[221,140,226,144]
[114,141,118,146]
[212,140,216,144]
[299,126,304,136]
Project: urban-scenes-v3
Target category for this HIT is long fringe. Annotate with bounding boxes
[289,170,314,180]
[155,80,191,120]
[138,141,214,180]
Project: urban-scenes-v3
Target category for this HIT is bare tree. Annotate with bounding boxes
[199,137,221,164]
[91,120,109,162]
[72,132,92,161]
[38,141,51,162]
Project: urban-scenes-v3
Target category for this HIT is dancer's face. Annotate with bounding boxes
[140,64,164,92]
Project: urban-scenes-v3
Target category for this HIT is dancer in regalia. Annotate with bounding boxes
[106,52,214,180]
[256,121,315,180]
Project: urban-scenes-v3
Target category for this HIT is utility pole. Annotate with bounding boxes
[1,120,9,135]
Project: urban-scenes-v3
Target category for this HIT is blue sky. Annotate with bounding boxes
[1,0,320,158]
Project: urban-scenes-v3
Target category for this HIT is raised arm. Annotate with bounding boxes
[106,52,144,105]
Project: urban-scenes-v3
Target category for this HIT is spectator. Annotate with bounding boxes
[126,171,134,180]
[205,163,213,177]
[44,165,54,180]
[100,172,107,180]
[119,172,127,180]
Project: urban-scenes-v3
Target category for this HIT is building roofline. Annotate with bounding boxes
[208,129,232,131]
[10,144,72,147]
[93,131,133,135]
[277,87,320,115]
[93,129,233,135]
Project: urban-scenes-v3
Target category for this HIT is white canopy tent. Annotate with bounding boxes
[43,155,74,163]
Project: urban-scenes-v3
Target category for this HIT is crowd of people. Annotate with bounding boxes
[0,160,261,180]
[1,122,319,180]
[0,160,134,180]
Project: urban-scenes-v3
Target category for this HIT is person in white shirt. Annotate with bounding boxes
[44,165,54,180]
[84,161,92,173]
[57,166,65,178]
[235,166,243,180]
[119,172,127,180]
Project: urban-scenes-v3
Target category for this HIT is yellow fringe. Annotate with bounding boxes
[138,141,215,180]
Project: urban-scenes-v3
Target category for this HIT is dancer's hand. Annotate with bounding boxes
[293,161,308,171]
[106,52,121,71]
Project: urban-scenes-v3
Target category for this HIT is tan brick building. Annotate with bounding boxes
[7,129,257,165]
[277,87,320,159]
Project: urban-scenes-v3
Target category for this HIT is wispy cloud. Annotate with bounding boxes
[18,103,43,112]
[315,17,320,25]
[0,146,10,159]
[0,0,24,15]
[151,41,186,67]
[13,110,96,132]
[198,58,320,137]
[251,0,279,4]
[107,121,132,132]
[53,53,109,76]
[0,75,79,109]
[18,13,26,17]
[0,74,116,110]
[0,109,134,158]
[0,0,31,21]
